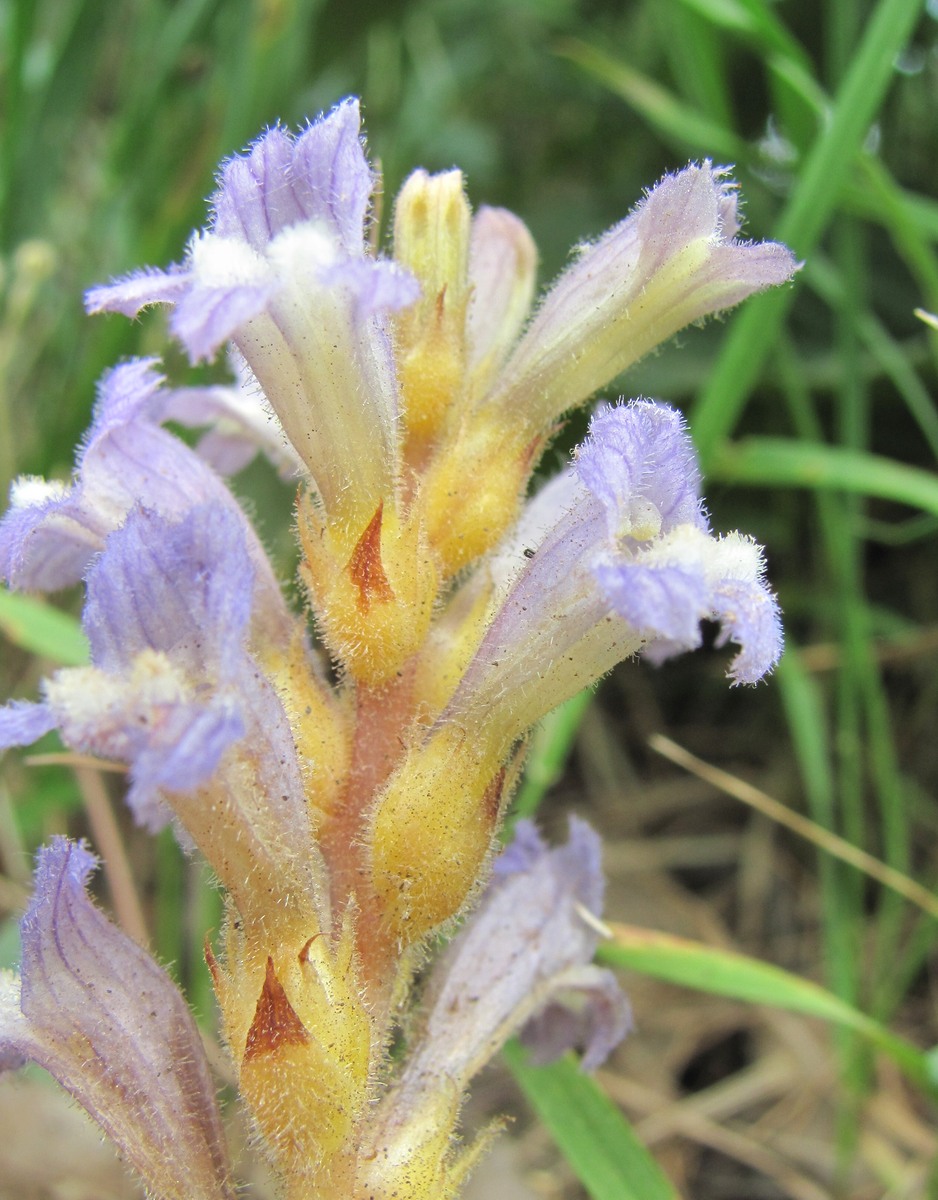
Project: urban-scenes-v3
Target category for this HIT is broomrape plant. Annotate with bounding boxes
[0,99,795,1199]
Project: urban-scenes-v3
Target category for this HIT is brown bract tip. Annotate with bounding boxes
[204,939,222,989]
[347,502,395,612]
[243,957,310,1061]
[482,766,507,826]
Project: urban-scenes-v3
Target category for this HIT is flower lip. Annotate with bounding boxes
[441,400,781,744]
[575,401,707,540]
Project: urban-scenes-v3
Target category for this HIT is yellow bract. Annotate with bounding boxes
[368,722,508,947]
[359,1107,499,1200]
[394,169,472,458]
[265,633,351,825]
[298,494,439,687]
[422,420,540,577]
[214,915,372,1193]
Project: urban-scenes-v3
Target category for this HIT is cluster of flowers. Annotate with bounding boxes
[0,100,794,1199]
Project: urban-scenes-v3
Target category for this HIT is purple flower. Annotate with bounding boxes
[581,404,782,680]
[85,109,798,543]
[441,401,781,743]
[161,351,306,480]
[0,505,327,924]
[0,358,294,650]
[86,101,419,527]
[0,838,235,1200]
[454,817,630,1072]
[482,163,798,431]
[362,819,629,1177]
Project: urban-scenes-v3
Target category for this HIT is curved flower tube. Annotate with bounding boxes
[447,400,781,740]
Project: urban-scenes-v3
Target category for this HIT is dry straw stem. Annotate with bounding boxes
[73,764,151,950]
[648,734,938,922]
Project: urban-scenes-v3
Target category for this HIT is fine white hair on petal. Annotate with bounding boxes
[8,476,69,508]
[187,230,272,286]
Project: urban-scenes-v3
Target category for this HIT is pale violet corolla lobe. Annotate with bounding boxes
[160,351,306,480]
[0,503,323,924]
[394,818,628,1098]
[0,505,252,824]
[0,358,293,654]
[579,404,782,681]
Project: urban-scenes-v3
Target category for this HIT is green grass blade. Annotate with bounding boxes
[0,588,89,666]
[674,0,827,134]
[841,178,938,244]
[502,1042,678,1200]
[709,437,938,516]
[598,926,935,1093]
[806,257,938,460]
[655,1,734,130]
[111,0,220,170]
[671,0,811,67]
[690,0,926,465]
[559,39,746,161]
[854,155,938,307]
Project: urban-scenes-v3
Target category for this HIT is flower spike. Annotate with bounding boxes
[3,96,797,1200]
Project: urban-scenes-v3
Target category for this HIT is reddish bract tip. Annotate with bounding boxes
[347,502,395,612]
[243,957,309,1061]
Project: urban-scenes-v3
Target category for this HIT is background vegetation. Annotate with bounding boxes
[2,0,937,1196]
